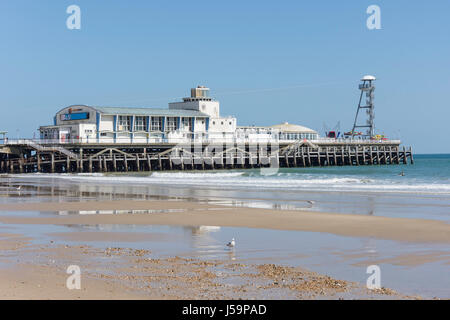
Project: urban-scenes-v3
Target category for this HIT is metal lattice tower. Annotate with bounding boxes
[351,75,376,139]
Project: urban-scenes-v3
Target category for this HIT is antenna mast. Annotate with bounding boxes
[351,75,376,139]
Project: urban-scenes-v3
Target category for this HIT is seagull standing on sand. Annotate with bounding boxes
[226,238,235,248]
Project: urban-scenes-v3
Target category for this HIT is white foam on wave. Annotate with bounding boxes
[76,173,105,177]
[12,172,450,195]
[150,171,246,178]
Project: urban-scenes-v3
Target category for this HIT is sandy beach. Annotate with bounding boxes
[1,175,449,299]
[0,230,408,300]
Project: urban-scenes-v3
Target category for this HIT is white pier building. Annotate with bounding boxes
[0,79,412,175]
[39,86,318,144]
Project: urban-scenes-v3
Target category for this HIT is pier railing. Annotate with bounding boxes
[312,138,402,144]
[3,137,402,146]
[3,139,78,159]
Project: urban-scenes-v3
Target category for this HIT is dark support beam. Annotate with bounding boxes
[51,153,55,173]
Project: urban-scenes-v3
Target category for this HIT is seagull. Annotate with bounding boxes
[307,200,315,205]
[226,238,235,248]
[16,185,22,190]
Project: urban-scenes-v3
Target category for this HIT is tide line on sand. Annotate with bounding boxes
[0,200,449,244]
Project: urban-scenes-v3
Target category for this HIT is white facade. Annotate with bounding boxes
[39,86,319,144]
[169,86,237,134]
[208,117,236,133]
[40,105,98,142]
[169,100,220,118]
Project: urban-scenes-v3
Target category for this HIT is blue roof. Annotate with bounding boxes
[93,106,209,117]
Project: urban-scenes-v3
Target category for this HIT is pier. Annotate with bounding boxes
[0,139,413,174]
[0,80,416,174]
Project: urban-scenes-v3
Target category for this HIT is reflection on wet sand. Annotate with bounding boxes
[4,174,449,221]
[189,225,221,235]
[57,209,187,215]
[183,225,227,259]
[1,180,312,212]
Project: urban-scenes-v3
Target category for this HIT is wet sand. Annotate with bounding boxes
[1,179,449,299]
[0,231,411,300]
[1,200,449,244]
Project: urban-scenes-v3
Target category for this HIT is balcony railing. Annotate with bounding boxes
[2,136,402,147]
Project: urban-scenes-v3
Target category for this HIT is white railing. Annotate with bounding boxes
[3,137,402,146]
[3,139,78,159]
[312,138,401,144]
[10,137,402,145]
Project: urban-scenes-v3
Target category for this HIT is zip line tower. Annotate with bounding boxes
[351,75,376,138]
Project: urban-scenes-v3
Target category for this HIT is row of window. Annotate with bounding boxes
[279,133,317,140]
[117,116,204,132]
[233,133,317,140]
[212,120,233,126]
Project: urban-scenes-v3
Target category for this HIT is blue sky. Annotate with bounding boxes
[0,0,449,153]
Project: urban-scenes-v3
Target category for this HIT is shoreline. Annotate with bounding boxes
[6,167,450,198]
[1,199,450,243]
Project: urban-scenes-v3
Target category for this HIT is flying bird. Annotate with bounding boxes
[16,185,22,190]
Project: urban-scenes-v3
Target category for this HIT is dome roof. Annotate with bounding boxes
[361,75,376,81]
[270,122,317,134]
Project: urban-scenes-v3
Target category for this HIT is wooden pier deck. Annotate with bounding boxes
[0,140,413,174]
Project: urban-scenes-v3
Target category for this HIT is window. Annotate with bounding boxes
[151,116,162,131]
[118,116,131,131]
[135,116,147,131]
[181,117,191,131]
[166,117,177,131]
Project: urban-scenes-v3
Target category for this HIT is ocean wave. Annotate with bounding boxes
[11,172,450,195]
[150,171,246,178]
